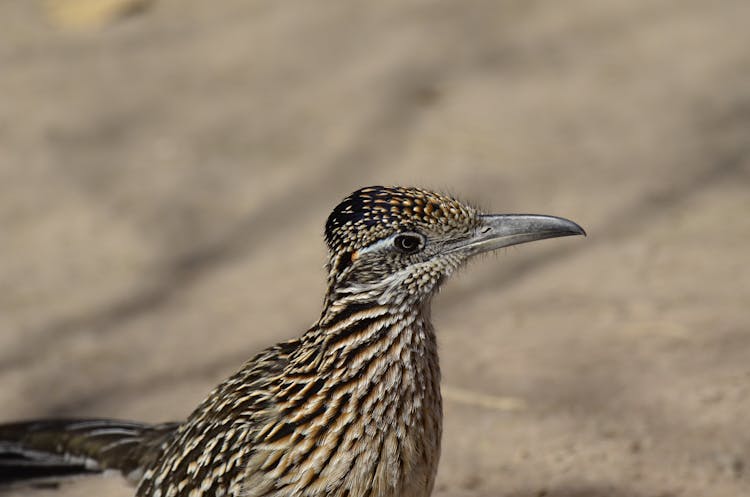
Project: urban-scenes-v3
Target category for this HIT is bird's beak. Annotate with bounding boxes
[446,214,586,256]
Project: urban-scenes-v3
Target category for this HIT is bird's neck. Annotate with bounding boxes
[309,292,438,380]
[311,272,442,394]
[283,285,443,422]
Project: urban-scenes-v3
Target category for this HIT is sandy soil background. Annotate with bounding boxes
[1,1,749,496]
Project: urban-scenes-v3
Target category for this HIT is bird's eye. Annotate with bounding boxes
[393,233,423,255]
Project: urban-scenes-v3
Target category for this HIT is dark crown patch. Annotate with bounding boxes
[325,186,476,252]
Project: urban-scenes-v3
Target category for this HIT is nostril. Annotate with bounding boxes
[480,226,492,234]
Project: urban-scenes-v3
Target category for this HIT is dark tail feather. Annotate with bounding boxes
[0,419,177,488]
[0,450,99,488]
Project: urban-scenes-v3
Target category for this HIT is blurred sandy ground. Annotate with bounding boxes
[1,0,749,496]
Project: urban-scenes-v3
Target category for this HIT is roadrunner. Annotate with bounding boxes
[0,186,584,497]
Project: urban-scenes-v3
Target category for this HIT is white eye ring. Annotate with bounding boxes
[357,232,426,257]
[392,233,424,254]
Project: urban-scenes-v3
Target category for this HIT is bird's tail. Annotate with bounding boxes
[0,418,178,488]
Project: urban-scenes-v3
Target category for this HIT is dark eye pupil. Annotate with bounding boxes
[395,234,421,253]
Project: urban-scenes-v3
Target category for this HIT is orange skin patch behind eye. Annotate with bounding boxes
[351,251,360,262]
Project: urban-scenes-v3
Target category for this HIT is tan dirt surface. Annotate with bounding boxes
[1,1,749,496]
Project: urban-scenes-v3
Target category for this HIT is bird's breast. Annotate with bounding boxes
[242,315,442,497]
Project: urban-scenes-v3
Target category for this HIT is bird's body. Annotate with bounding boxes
[0,186,584,497]
[136,303,440,497]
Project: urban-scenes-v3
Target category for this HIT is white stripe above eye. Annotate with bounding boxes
[357,235,398,256]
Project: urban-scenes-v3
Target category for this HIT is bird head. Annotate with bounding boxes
[323,186,584,306]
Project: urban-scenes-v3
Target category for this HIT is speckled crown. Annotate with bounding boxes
[324,186,477,252]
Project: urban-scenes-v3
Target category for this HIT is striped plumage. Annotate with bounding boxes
[0,186,584,497]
